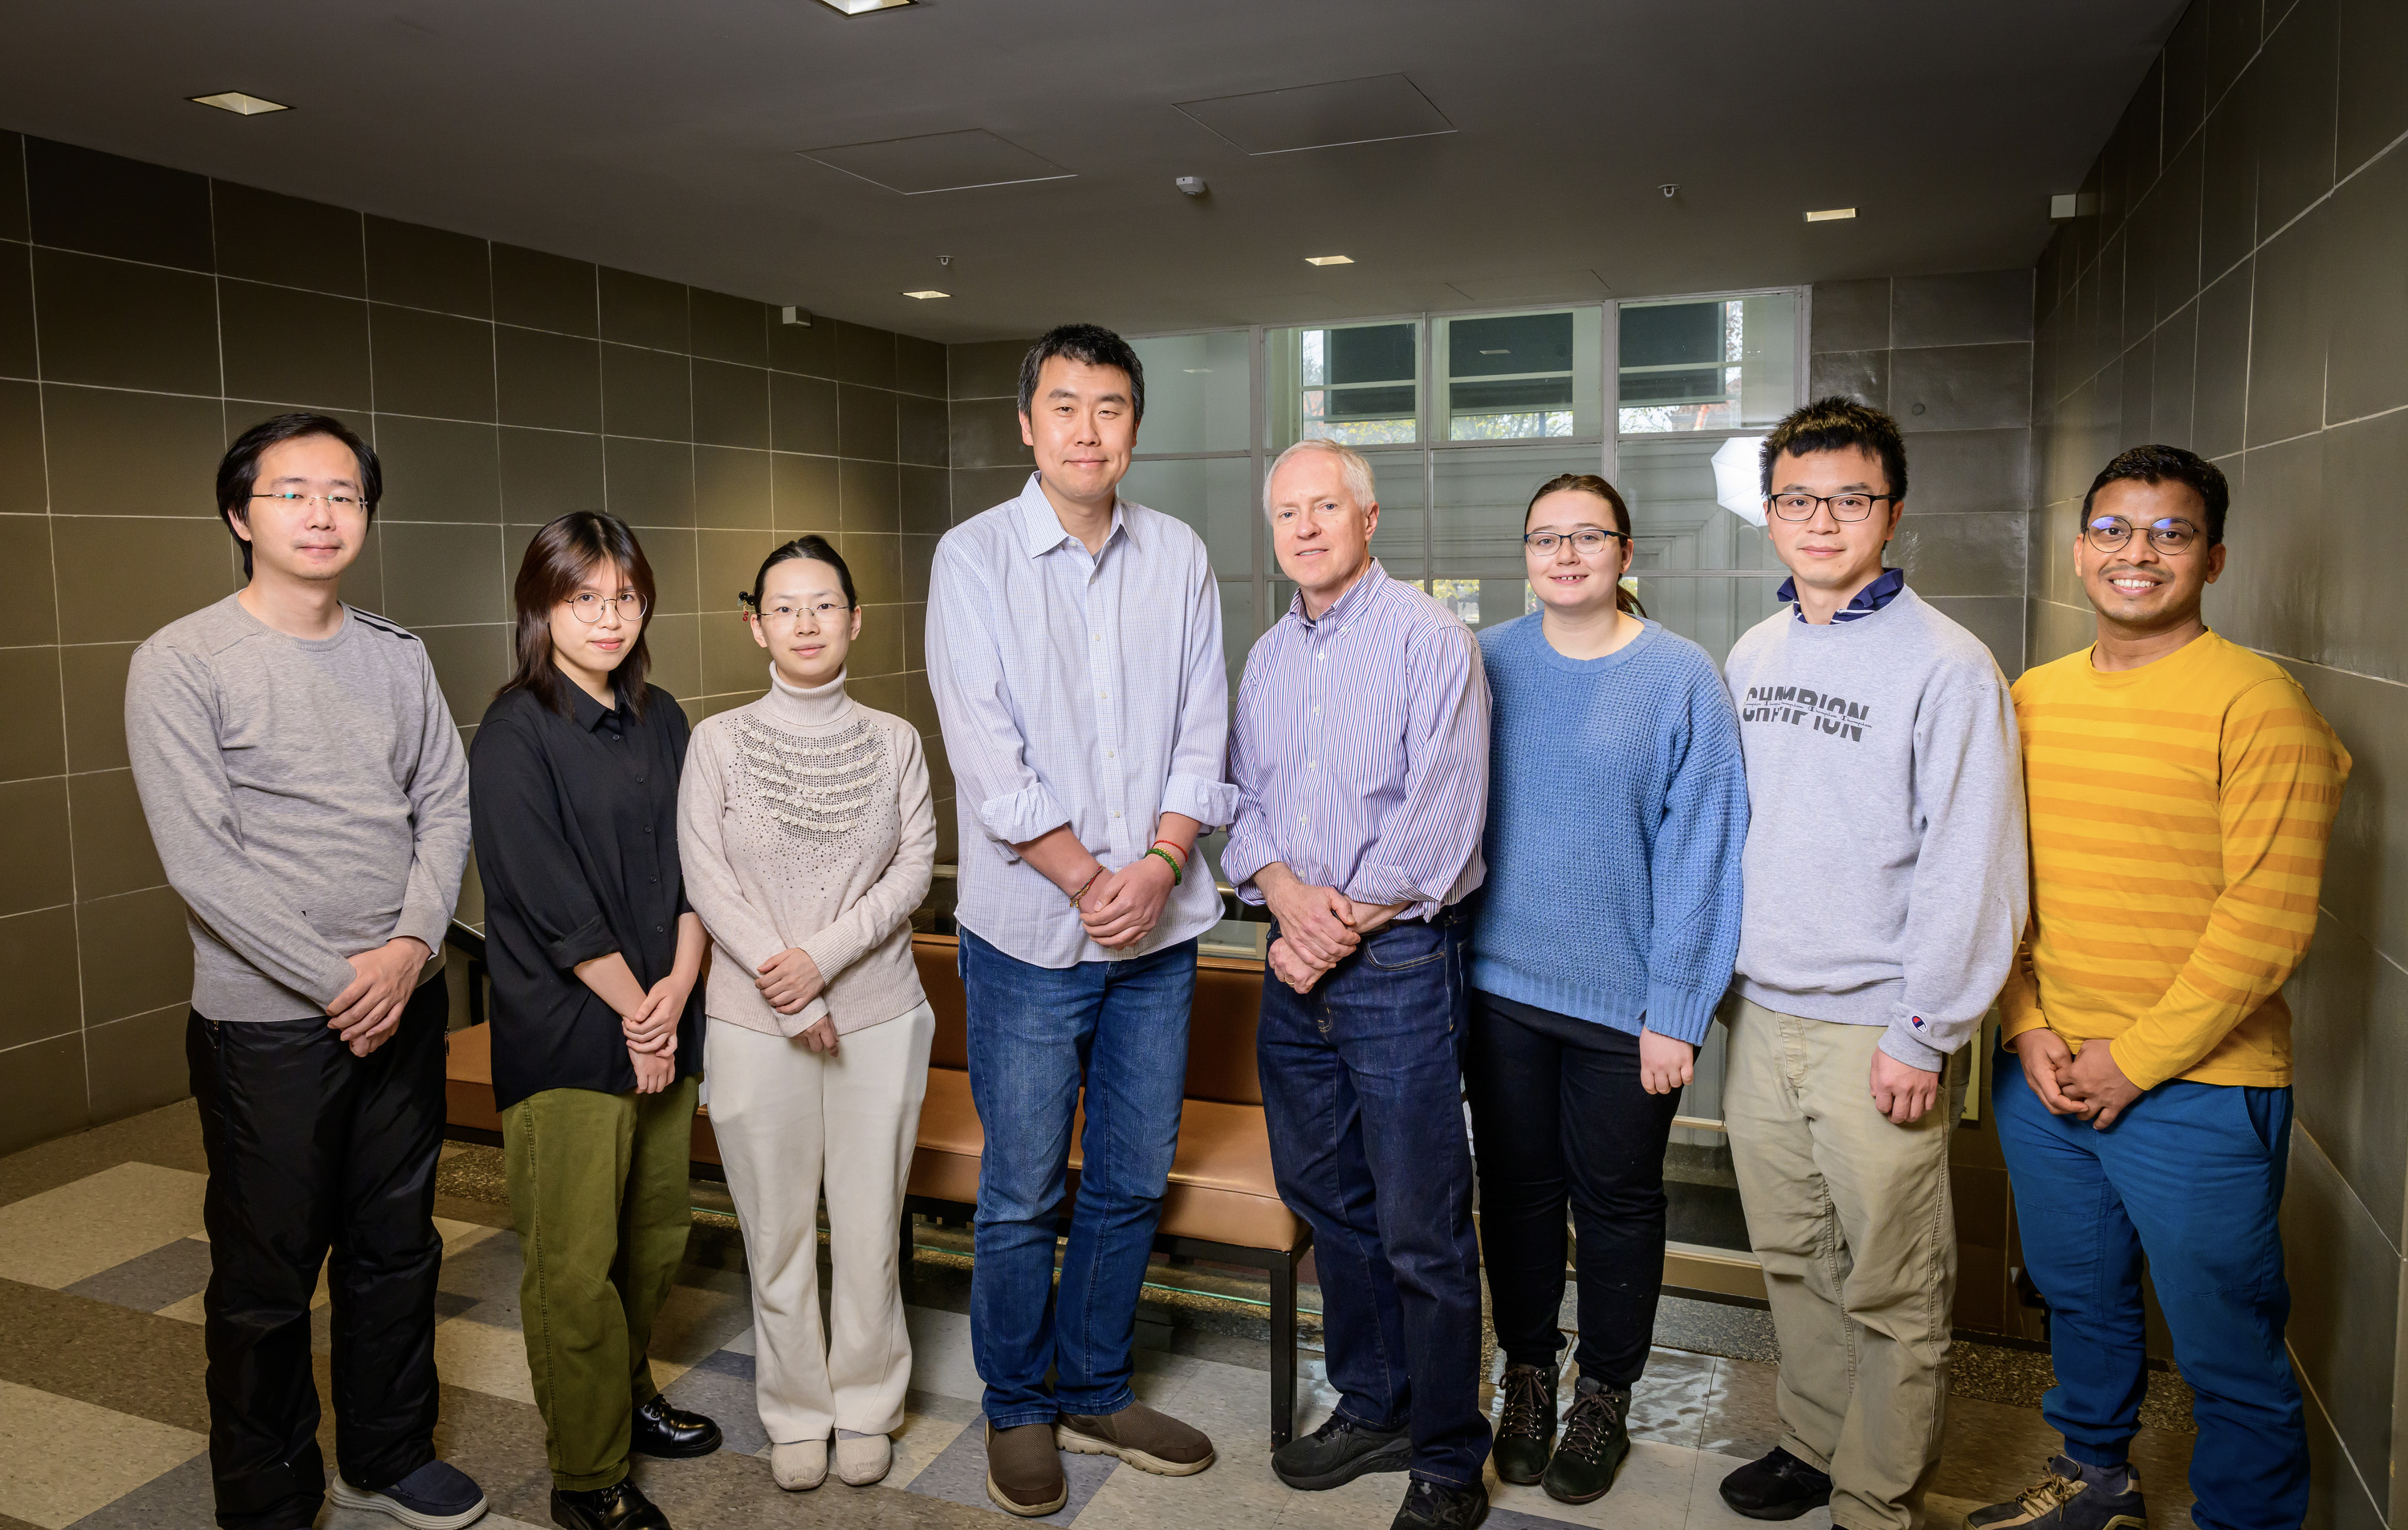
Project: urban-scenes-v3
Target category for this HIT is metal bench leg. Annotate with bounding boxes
[1270,1249,1298,1447]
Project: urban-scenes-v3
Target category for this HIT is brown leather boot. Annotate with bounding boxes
[985,1421,1068,1517]
[1056,1400,1216,1476]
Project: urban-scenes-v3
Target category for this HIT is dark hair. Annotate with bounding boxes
[2081,444,2230,546]
[1017,323,1145,425]
[499,512,657,718]
[740,535,856,612]
[1526,474,1647,618]
[215,412,381,579]
[1759,396,1909,503]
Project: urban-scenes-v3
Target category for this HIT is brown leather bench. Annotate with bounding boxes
[442,930,1312,1445]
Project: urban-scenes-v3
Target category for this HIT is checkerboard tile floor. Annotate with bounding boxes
[0,1101,2199,1530]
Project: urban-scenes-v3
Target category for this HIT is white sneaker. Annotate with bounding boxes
[835,1433,893,1486]
[771,1438,828,1491]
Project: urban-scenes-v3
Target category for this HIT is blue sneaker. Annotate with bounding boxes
[331,1459,490,1530]
[1964,1455,2145,1530]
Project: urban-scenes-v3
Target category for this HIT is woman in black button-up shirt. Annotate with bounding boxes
[468,512,720,1530]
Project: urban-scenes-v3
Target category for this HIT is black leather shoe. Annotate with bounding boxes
[1392,1478,1490,1530]
[630,1395,722,1459]
[1719,1447,1834,1520]
[1271,1411,1413,1491]
[551,1479,671,1530]
[1541,1377,1629,1504]
[1490,1363,1556,1485]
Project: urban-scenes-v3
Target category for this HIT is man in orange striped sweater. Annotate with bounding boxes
[1973,446,2349,1530]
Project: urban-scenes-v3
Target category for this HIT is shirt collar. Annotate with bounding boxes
[1289,558,1387,631]
[1776,565,1905,622]
[563,679,626,734]
[1014,473,1133,560]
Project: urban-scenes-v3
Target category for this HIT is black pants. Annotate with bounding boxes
[186,977,449,1530]
[1464,991,1684,1390]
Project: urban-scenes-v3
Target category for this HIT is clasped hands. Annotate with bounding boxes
[620,970,694,1093]
[1259,869,1396,995]
[1071,851,1179,951]
[2010,1026,2142,1129]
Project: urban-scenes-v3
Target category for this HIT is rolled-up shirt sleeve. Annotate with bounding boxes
[1343,621,1491,915]
[1161,560,1239,828]
[925,539,1073,850]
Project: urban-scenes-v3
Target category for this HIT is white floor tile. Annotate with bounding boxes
[0,1164,207,1289]
[0,1377,206,1529]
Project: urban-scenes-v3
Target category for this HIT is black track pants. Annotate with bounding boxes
[185,976,449,1530]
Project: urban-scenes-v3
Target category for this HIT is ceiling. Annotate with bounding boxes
[0,0,2182,343]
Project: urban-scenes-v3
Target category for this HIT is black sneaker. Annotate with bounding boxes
[551,1479,670,1530]
[630,1394,722,1459]
[1490,1362,1556,1485]
[1965,1455,2146,1530]
[1719,1446,1833,1520]
[1392,1478,1489,1530]
[1541,1376,1629,1504]
[1271,1411,1413,1491]
[329,1460,488,1529]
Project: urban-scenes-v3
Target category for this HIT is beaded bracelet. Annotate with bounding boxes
[1068,868,1104,908]
[1144,846,1184,885]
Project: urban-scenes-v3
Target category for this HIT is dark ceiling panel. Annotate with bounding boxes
[1174,73,1454,155]
[799,130,1073,195]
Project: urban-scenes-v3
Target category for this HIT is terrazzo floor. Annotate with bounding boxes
[0,1101,2202,1530]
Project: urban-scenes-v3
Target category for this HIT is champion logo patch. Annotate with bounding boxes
[1910,1015,1927,1031]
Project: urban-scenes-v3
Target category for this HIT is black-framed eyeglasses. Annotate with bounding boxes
[2084,515,2203,555]
[1522,529,1629,556]
[563,592,646,623]
[1767,491,1900,523]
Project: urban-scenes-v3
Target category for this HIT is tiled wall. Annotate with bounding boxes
[0,130,950,1154]
[1807,268,2036,679]
[2026,0,2408,1521]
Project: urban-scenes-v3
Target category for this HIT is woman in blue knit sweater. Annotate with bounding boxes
[1468,474,1748,1505]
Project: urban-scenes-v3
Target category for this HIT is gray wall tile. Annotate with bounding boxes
[2280,1124,2398,1517]
[840,384,898,464]
[371,304,495,423]
[2323,141,2408,425]
[1808,350,1888,410]
[2337,0,2408,172]
[211,182,364,298]
[492,244,596,336]
[599,267,688,352]
[605,436,694,528]
[771,453,838,535]
[1809,279,1889,352]
[832,320,895,389]
[221,281,371,412]
[375,416,501,524]
[2245,204,2328,446]
[27,138,211,271]
[500,428,604,522]
[43,385,222,519]
[34,250,219,395]
[1890,344,2031,432]
[0,645,63,783]
[0,1033,88,1156]
[692,361,768,450]
[949,339,1033,401]
[0,241,34,382]
[600,342,689,441]
[2207,434,2321,657]
[0,381,39,516]
[2193,261,2253,459]
[1890,271,2031,348]
[496,327,601,433]
[689,289,767,368]
[694,446,771,531]
[2254,0,2340,234]
[0,905,80,1051]
[365,217,490,319]
[2316,407,2408,683]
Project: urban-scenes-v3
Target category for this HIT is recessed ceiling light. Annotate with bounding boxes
[1804,207,1857,222]
[1183,368,1212,373]
[190,91,289,115]
[816,0,913,12]
[901,290,950,299]
[1304,254,1353,266]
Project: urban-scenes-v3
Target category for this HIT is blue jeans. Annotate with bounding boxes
[959,926,1198,1427]
[1259,909,1490,1487]
[1994,1059,2306,1529]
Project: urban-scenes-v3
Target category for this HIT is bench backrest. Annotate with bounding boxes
[912,935,1264,1106]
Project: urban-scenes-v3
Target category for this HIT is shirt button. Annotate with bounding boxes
[1313,706,1321,715]
[1113,811,1121,818]
[656,924,665,934]
[643,826,653,834]
[1105,750,1115,759]
[637,775,646,783]
[1093,633,1101,642]
[649,875,658,883]
[1308,761,1317,770]
[1299,815,1309,825]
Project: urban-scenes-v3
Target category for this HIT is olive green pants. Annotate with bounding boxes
[501,1077,698,1490]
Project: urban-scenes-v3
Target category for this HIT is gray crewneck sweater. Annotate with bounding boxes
[124,595,471,1021]
[1720,585,2028,1069]
[677,667,934,1037]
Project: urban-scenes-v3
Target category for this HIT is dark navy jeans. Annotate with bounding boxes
[1994,1059,2306,1529]
[1259,908,1490,1488]
[958,926,1198,1428]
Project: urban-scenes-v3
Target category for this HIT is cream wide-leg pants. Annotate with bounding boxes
[703,1003,934,1444]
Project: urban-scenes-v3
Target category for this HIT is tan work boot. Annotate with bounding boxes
[1056,1400,1216,1476]
[986,1421,1068,1516]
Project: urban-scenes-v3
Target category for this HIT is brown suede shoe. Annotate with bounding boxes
[985,1421,1068,1517]
[1056,1401,1216,1476]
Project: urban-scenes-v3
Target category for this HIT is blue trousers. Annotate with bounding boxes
[1259,911,1490,1488]
[1992,1060,2307,1529]
[959,927,1197,1427]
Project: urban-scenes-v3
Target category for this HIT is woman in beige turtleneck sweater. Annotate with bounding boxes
[676,536,934,1492]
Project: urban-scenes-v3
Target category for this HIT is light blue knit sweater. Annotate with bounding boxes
[1469,614,1748,1044]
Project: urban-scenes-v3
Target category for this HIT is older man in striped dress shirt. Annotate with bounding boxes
[1224,437,1493,1530]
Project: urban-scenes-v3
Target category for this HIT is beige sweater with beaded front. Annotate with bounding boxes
[677,667,934,1037]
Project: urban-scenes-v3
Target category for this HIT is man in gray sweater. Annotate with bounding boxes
[1713,400,2027,1530]
[124,414,485,1530]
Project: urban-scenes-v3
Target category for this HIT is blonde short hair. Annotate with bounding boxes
[1263,437,1378,516]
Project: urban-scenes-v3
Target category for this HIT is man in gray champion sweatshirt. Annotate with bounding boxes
[124,414,486,1530]
[1711,399,2027,1530]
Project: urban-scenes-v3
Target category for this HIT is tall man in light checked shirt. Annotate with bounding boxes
[1226,438,1494,1530]
[926,325,1239,1517]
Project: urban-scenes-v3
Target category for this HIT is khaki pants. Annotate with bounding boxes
[705,1004,934,1444]
[501,1076,698,1491]
[1723,998,1964,1530]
